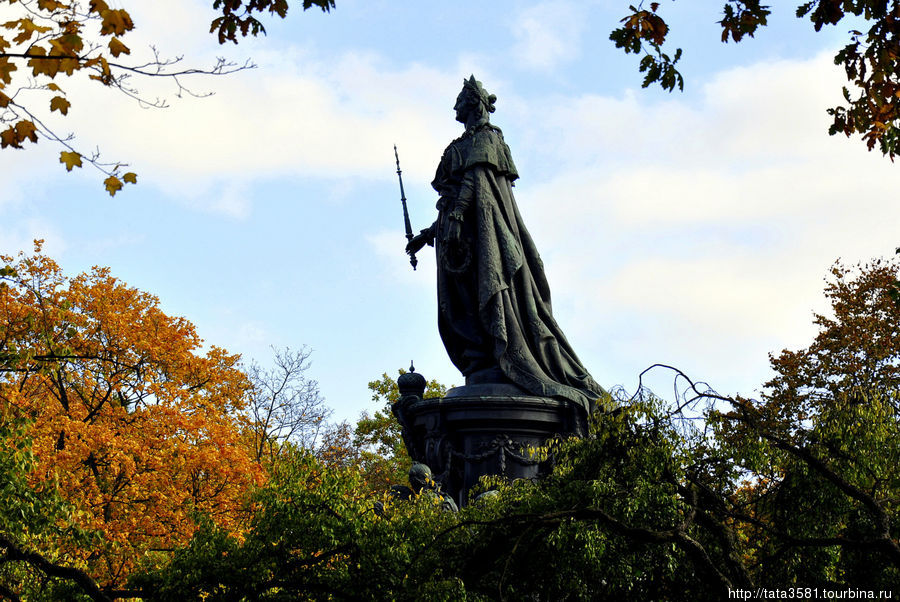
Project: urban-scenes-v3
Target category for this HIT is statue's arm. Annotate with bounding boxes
[406,221,437,255]
[451,169,477,221]
[449,163,487,226]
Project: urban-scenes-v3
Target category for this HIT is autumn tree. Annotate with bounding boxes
[0,413,112,601]
[0,244,263,594]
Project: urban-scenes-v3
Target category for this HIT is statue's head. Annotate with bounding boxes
[408,463,434,493]
[455,75,496,126]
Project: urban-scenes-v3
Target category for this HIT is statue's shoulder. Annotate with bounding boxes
[466,124,518,180]
[437,125,518,181]
[445,124,500,151]
[478,124,505,140]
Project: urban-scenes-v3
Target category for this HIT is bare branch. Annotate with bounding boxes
[245,346,330,463]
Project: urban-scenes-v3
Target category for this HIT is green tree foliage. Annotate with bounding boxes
[611,1,900,157]
[210,0,334,44]
[712,258,900,586]
[4,249,898,597]
[134,258,900,599]
[0,414,110,601]
[418,399,739,600]
[130,448,463,601]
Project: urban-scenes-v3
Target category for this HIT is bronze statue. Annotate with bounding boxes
[406,76,604,415]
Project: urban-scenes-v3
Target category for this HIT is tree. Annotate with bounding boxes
[711,258,900,586]
[244,345,329,465]
[130,446,464,601]
[611,1,900,158]
[134,257,900,599]
[0,413,113,601]
[0,243,264,593]
[209,0,334,44]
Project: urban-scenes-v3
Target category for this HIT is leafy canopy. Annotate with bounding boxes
[0,243,264,592]
[132,257,900,599]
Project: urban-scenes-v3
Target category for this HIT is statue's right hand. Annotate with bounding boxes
[406,232,429,255]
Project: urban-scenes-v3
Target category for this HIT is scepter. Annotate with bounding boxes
[394,145,417,270]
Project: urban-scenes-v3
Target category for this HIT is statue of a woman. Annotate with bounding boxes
[406,76,604,415]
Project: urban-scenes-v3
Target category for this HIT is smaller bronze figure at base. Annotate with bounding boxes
[375,463,458,516]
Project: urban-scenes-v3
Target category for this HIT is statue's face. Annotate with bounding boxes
[454,89,472,124]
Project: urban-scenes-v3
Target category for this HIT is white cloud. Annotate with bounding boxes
[1,0,465,218]
[366,229,437,291]
[499,52,898,395]
[509,0,586,71]
[237,321,269,346]
[38,48,463,218]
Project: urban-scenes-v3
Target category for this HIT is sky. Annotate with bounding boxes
[1,0,898,422]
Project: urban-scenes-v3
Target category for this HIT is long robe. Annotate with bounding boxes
[430,124,604,414]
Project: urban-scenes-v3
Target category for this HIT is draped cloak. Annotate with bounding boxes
[430,124,604,415]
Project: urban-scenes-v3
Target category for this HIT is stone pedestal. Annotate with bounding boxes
[393,379,587,507]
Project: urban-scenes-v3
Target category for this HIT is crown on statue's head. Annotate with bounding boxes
[462,75,497,114]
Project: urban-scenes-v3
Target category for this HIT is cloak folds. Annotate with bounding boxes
[430,124,605,414]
